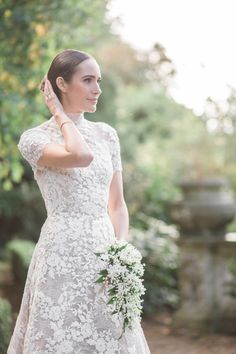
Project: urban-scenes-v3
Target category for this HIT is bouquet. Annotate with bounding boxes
[94,240,146,339]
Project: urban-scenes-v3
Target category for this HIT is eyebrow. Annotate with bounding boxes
[82,75,102,79]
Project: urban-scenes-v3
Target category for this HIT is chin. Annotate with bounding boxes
[87,107,97,113]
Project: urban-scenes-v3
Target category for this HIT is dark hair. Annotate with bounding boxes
[47,49,92,102]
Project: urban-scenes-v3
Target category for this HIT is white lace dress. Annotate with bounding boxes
[7,114,151,354]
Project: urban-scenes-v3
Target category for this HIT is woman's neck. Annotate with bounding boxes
[65,111,85,124]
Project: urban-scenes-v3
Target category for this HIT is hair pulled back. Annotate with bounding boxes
[47,49,91,102]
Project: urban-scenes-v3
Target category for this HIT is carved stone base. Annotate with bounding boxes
[173,237,236,334]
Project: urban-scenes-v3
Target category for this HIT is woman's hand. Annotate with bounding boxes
[39,75,64,117]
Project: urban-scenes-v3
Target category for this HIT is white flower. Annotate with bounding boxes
[100,253,110,262]
[94,240,146,338]
[107,263,126,280]
[119,244,142,265]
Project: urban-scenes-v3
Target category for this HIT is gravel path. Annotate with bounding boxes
[142,314,236,354]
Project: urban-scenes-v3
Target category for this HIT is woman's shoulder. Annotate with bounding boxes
[93,121,117,137]
[92,121,121,148]
[19,116,56,138]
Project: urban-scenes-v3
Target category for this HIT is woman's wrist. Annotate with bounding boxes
[54,109,67,120]
[60,121,74,131]
[54,110,72,126]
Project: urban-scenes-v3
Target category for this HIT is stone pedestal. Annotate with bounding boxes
[173,236,236,334]
[169,177,236,239]
[168,177,236,334]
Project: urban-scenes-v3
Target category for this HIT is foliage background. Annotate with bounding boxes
[1,2,236,340]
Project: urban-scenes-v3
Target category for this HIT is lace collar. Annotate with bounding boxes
[66,112,85,125]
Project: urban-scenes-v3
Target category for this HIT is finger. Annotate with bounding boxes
[47,82,56,99]
[38,80,45,92]
[44,80,50,95]
[44,84,54,101]
[46,79,54,93]
[39,75,47,92]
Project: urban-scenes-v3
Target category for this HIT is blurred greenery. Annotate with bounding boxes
[203,89,236,192]
[0,181,46,248]
[129,213,179,316]
[0,297,12,353]
[6,239,36,284]
[226,257,236,298]
[1,0,236,322]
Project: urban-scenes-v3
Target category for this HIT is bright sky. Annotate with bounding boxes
[107,0,236,115]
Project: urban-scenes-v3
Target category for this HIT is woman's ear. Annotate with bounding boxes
[56,76,67,93]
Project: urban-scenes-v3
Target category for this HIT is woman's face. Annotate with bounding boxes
[58,58,102,114]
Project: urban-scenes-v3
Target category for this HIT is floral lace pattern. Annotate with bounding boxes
[7,115,151,354]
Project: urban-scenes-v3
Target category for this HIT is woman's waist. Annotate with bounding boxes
[46,208,109,219]
[39,211,116,247]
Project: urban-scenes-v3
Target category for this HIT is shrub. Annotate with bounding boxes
[0,297,12,354]
[0,181,47,250]
[226,257,236,297]
[6,239,36,285]
[129,212,180,316]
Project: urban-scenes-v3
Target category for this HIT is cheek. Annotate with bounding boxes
[70,83,88,98]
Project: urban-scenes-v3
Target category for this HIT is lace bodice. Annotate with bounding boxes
[17,114,123,218]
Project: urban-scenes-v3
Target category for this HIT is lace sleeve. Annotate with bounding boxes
[109,128,123,172]
[17,128,51,171]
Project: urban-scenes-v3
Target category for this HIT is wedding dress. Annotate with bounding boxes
[7,114,151,354]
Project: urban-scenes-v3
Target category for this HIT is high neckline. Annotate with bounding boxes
[66,112,85,125]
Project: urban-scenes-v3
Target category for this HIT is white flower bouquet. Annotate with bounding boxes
[94,240,146,338]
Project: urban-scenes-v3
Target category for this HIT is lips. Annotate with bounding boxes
[88,98,98,103]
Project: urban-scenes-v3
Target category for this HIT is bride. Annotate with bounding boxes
[7,49,151,354]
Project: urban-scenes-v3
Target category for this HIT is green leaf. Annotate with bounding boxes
[94,252,102,256]
[95,276,105,284]
[108,287,117,296]
[107,296,116,304]
[118,244,128,252]
[99,269,108,276]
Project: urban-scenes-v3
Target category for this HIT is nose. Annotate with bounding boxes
[92,83,102,95]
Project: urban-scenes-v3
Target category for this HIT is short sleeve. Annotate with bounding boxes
[109,128,123,172]
[17,128,51,171]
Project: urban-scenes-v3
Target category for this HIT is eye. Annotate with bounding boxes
[84,78,91,82]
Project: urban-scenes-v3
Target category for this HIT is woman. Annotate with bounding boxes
[7,49,151,354]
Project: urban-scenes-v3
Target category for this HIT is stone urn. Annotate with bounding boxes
[169,177,236,238]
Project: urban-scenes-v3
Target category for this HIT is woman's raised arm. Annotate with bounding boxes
[37,78,94,169]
